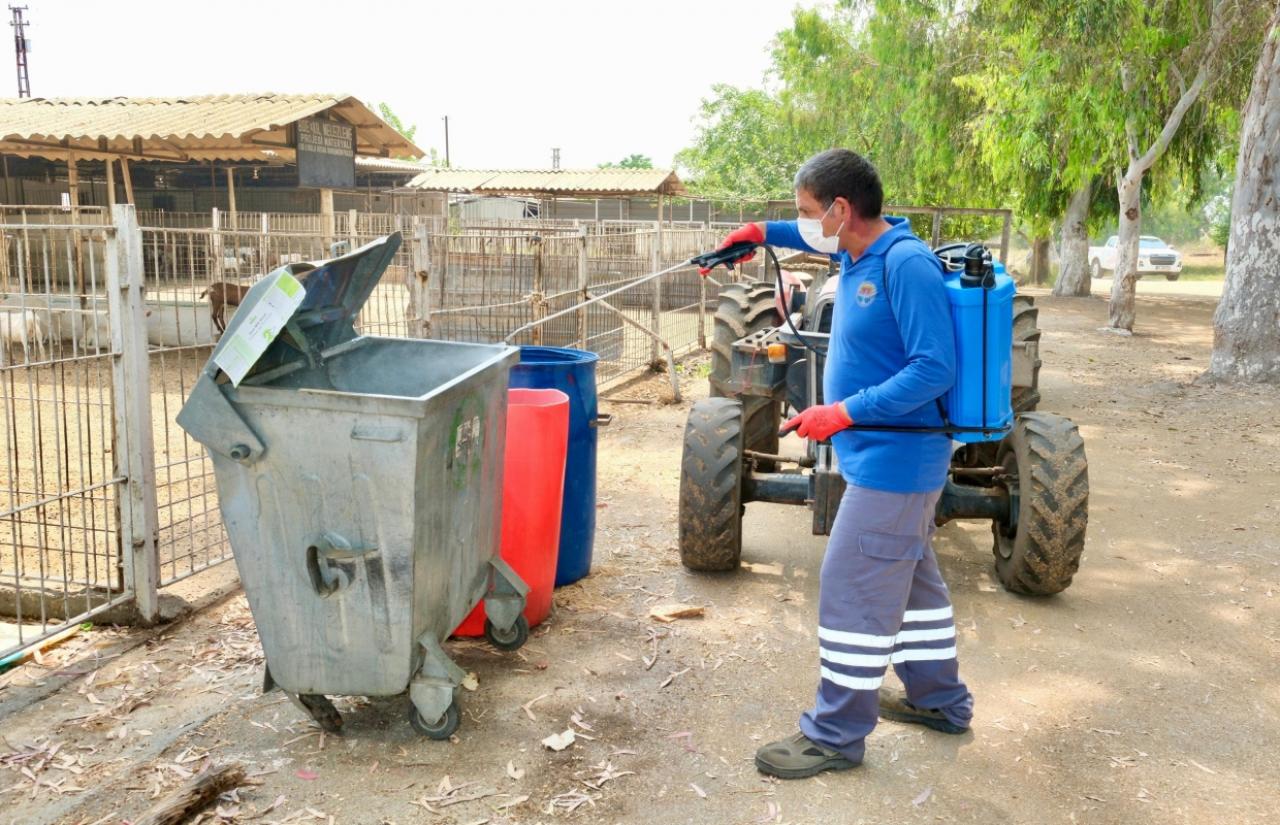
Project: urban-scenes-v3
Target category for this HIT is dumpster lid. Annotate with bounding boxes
[204,231,403,384]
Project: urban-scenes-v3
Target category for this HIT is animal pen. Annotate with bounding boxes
[0,204,729,659]
[1,202,1014,663]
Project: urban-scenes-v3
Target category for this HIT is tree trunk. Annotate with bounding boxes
[1054,181,1094,296]
[1029,236,1051,285]
[1209,8,1280,382]
[1107,174,1142,331]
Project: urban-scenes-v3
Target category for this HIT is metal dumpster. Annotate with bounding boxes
[176,233,527,739]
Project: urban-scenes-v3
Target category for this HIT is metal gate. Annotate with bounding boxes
[1,206,156,659]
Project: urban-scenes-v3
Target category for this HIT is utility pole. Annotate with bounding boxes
[9,5,30,98]
[552,147,560,170]
[442,115,450,167]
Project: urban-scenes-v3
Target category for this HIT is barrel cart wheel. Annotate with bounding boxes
[263,664,343,733]
[678,398,745,572]
[484,615,530,652]
[992,413,1089,595]
[409,698,461,739]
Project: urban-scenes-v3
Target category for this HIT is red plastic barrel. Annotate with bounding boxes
[453,388,569,637]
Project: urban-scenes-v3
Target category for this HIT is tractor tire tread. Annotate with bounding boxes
[1012,294,1043,414]
[679,398,745,572]
[709,281,781,464]
[993,412,1088,596]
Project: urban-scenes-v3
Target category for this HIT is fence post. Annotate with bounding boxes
[650,219,662,364]
[211,207,223,279]
[259,212,270,270]
[930,208,943,248]
[999,210,1012,265]
[531,235,545,346]
[410,222,433,338]
[107,204,160,624]
[698,227,709,350]
[576,226,589,349]
[348,208,358,251]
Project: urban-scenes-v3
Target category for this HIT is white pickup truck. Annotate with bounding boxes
[1089,235,1184,281]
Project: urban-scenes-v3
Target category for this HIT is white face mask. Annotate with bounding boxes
[797,201,840,254]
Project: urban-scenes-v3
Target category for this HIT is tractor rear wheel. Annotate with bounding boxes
[992,413,1088,595]
[710,282,781,466]
[1011,294,1042,414]
[679,398,745,572]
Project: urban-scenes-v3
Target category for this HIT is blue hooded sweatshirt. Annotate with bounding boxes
[764,216,956,493]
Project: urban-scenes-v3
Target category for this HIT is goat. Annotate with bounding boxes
[200,282,253,333]
[0,308,47,367]
[202,270,312,334]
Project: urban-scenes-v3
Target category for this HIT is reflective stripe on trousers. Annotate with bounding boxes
[799,483,973,762]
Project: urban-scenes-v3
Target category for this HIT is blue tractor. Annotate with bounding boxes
[678,243,1088,596]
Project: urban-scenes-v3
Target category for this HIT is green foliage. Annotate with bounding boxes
[676,84,823,198]
[679,2,1000,207]
[377,102,418,145]
[1207,201,1231,248]
[599,154,654,169]
[678,0,1265,243]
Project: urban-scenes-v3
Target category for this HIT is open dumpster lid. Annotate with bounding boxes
[206,232,403,385]
[177,231,405,465]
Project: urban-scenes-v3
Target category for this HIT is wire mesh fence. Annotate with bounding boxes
[420,225,736,387]
[1,217,131,657]
[0,204,834,661]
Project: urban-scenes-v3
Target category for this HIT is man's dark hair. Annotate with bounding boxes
[793,149,883,219]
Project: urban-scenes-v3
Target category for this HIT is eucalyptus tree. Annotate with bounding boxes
[1209,5,1280,382]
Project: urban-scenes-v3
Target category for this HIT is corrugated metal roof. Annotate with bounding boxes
[0,94,422,162]
[354,156,434,172]
[405,168,685,196]
[405,168,508,193]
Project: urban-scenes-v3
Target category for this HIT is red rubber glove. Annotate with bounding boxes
[699,222,765,275]
[780,402,853,441]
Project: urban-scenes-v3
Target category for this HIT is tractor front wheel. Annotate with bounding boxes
[679,398,745,572]
[992,413,1089,595]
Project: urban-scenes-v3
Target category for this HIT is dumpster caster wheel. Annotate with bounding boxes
[410,700,460,740]
[484,616,529,652]
[297,693,343,734]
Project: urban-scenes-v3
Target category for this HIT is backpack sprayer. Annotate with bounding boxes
[690,239,1015,443]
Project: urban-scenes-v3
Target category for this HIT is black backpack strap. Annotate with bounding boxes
[878,234,952,428]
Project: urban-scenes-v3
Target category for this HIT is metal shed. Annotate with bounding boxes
[401,167,687,224]
[0,94,424,217]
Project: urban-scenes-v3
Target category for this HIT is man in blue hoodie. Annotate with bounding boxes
[707,149,973,779]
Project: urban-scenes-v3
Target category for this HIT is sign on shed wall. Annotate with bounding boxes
[296,117,355,189]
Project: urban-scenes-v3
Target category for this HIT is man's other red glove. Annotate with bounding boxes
[780,402,853,441]
[699,222,765,275]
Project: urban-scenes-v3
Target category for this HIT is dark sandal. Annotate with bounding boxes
[878,689,968,734]
[754,731,859,779]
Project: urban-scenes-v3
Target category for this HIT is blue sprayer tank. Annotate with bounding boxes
[941,250,1015,443]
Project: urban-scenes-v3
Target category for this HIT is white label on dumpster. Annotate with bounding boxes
[214,271,307,386]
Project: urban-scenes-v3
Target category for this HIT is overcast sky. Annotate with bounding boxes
[19,0,818,169]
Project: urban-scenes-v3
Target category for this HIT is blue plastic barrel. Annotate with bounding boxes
[509,346,599,586]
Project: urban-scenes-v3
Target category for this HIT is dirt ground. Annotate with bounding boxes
[2,287,1278,825]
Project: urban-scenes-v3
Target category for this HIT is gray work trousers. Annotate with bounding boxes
[799,483,974,762]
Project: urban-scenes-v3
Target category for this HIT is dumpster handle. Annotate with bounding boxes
[307,530,380,595]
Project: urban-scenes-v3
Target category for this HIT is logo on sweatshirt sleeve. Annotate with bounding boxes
[855,280,877,308]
